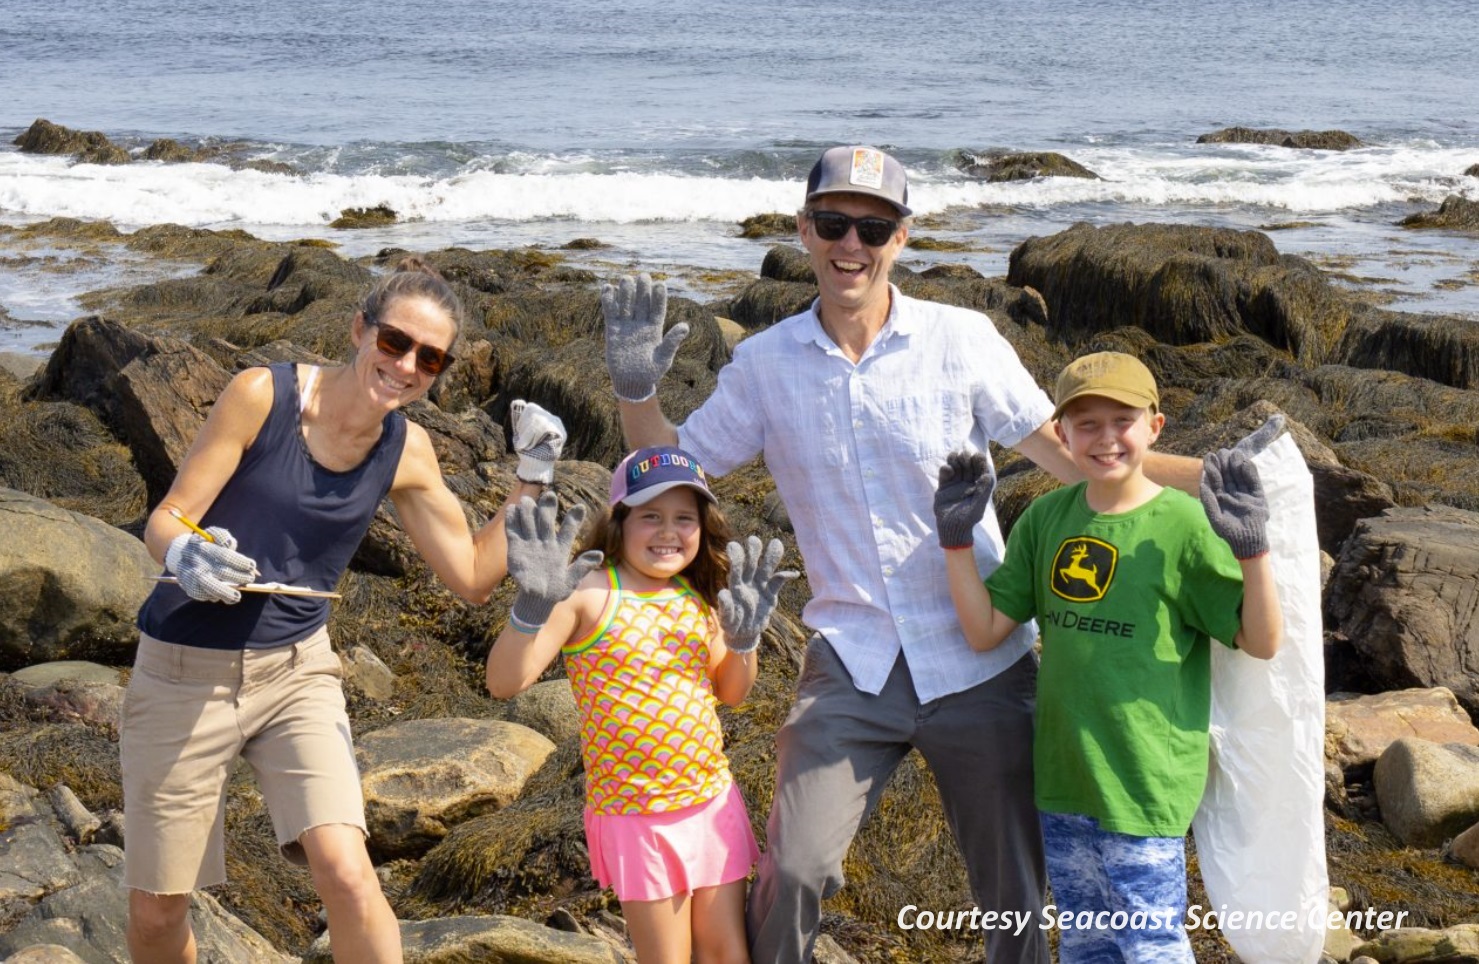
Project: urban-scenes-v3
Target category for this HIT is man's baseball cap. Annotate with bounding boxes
[805,145,912,217]
[1052,352,1160,420]
[610,446,718,508]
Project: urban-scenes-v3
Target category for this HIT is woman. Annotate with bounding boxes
[122,257,563,964]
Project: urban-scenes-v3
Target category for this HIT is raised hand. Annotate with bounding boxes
[1200,447,1270,560]
[933,450,996,549]
[600,274,688,403]
[505,491,604,631]
[717,536,799,654]
[165,526,258,604]
[510,399,567,485]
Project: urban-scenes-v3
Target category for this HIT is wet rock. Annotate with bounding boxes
[331,204,398,229]
[956,149,1100,181]
[727,277,818,330]
[303,914,623,964]
[1326,506,1479,713]
[759,244,817,284]
[356,717,557,859]
[739,213,797,238]
[12,119,130,165]
[1465,163,1479,178]
[1196,127,1365,150]
[141,138,203,163]
[0,488,156,671]
[1399,195,1479,232]
[1373,738,1479,847]
[1326,688,1479,774]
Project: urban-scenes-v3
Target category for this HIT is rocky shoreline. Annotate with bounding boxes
[1,209,1479,962]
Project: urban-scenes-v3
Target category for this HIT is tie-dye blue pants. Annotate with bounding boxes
[1039,811,1194,963]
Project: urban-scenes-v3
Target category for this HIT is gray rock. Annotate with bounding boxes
[1352,923,1479,962]
[1,946,88,963]
[356,718,556,859]
[1447,819,1479,870]
[303,914,623,963]
[1373,738,1479,847]
[9,662,121,690]
[0,775,79,902]
[0,845,294,963]
[0,489,156,670]
[1326,688,1479,773]
[1326,506,1479,714]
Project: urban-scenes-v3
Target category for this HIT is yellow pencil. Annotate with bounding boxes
[167,506,216,543]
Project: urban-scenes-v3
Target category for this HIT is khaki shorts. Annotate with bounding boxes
[121,626,365,894]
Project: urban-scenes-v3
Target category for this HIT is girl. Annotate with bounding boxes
[486,444,796,964]
[124,256,567,964]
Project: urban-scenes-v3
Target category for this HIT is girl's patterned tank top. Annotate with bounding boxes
[562,565,732,814]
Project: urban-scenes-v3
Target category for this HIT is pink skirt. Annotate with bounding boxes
[584,782,760,902]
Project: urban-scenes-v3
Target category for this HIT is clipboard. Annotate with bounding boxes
[151,576,342,599]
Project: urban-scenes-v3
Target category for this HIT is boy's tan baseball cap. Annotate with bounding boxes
[1052,352,1160,420]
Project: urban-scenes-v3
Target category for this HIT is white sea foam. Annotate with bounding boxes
[3,143,1475,231]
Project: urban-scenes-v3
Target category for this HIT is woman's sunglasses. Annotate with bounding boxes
[369,319,455,376]
[806,210,900,247]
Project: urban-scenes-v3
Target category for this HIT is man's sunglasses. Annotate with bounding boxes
[806,210,900,247]
[369,319,455,376]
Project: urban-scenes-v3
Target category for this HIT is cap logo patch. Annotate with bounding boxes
[849,148,885,189]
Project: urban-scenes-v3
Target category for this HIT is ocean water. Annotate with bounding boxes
[2,0,1477,353]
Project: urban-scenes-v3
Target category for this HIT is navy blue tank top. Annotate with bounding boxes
[138,363,407,649]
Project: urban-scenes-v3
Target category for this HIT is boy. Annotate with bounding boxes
[934,351,1283,963]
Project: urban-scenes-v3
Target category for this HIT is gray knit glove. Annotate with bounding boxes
[505,492,604,632]
[717,536,799,654]
[509,399,566,485]
[600,274,689,403]
[1200,427,1281,562]
[164,527,258,604]
[933,450,996,549]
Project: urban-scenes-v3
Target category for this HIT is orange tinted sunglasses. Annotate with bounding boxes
[368,319,455,375]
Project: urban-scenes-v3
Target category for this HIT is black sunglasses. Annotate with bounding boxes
[806,210,900,247]
[368,319,455,376]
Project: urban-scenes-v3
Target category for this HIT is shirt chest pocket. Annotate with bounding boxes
[880,391,972,461]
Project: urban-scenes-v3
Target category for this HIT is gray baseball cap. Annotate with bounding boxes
[805,145,912,217]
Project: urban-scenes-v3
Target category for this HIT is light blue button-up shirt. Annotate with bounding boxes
[678,287,1054,702]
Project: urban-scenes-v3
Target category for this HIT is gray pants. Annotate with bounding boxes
[746,636,1048,964]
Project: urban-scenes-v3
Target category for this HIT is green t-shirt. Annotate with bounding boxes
[985,482,1245,837]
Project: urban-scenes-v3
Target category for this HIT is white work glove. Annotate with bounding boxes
[165,527,258,604]
[510,399,567,485]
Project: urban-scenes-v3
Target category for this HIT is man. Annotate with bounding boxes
[600,145,1202,963]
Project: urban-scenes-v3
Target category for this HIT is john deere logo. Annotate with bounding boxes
[1051,537,1118,603]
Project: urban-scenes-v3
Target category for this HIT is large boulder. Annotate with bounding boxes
[303,914,624,964]
[1006,222,1358,365]
[12,119,130,165]
[1373,739,1479,846]
[356,717,557,859]
[1326,688,1479,774]
[0,775,79,902]
[1335,309,1479,390]
[1326,506,1479,714]
[0,489,156,670]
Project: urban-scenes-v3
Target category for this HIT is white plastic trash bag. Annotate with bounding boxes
[1192,431,1328,963]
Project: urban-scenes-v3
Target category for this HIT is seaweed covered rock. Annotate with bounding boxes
[955,149,1100,181]
[1007,222,1359,365]
[1399,195,1479,232]
[1326,506,1479,714]
[12,118,130,165]
[330,204,398,229]
[1196,127,1365,150]
[0,489,156,670]
[1336,308,1479,390]
[739,212,798,238]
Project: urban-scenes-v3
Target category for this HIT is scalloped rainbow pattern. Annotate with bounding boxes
[566,579,731,814]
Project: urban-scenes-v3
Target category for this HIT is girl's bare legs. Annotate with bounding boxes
[623,892,692,964]
[691,879,751,964]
